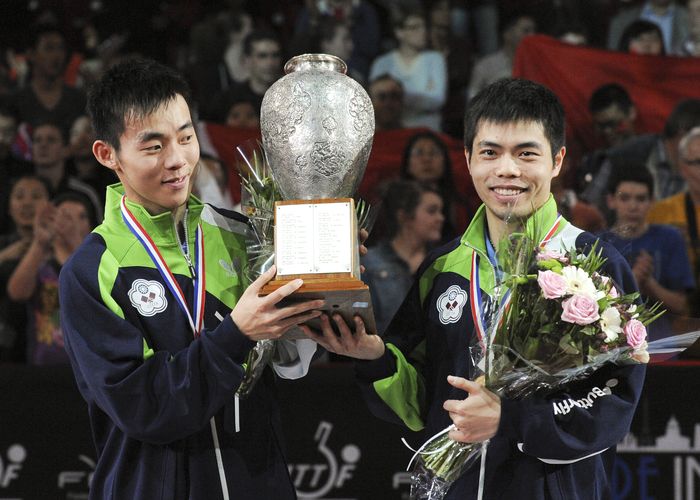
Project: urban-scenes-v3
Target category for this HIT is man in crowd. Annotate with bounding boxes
[368,74,405,131]
[647,126,700,315]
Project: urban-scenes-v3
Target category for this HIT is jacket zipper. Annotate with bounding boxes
[175,209,196,278]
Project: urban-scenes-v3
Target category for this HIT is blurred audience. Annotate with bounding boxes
[618,20,665,55]
[647,126,700,316]
[30,121,103,222]
[9,22,86,138]
[577,83,639,194]
[0,105,32,234]
[6,191,95,364]
[468,11,535,100]
[607,0,689,54]
[679,0,700,56]
[362,180,444,333]
[581,98,700,222]
[368,74,404,131]
[0,175,50,362]
[66,115,116,205]
[600,165,693,321]
[210,29,282,120]
[369,6,446,131]
[399,130,473,242]
[293,0,381,80]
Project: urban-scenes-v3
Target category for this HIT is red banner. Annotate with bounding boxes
[513,34,700,169]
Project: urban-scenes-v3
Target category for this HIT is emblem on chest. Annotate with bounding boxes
[128,279,168,317]
[436,284,468,325]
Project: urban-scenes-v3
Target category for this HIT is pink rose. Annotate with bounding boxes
[537,249,566,262]
[624,319,647,349]
[561,295,600,325]
[537,270,567,299]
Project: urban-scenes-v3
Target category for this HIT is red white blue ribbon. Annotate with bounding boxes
[470,215,562,345]
[120,195,206,337]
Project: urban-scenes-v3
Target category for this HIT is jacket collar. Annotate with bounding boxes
[103,183,204,247]
[461,194,564,254]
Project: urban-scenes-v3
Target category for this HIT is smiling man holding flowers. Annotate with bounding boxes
[309,78,646,499]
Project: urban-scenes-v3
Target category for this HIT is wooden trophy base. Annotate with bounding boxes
[260,275,377,340]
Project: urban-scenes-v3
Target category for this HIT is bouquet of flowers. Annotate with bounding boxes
[233,139,282,399]
[407,226,670,500]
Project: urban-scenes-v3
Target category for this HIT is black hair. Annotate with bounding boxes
[400,130,453,188]
[8,173,52,197]
[390,5,426,30]
[607,163,654,196]
[589,83,633,114]
[399,130,457,240]
[663,99,700,139]
[52,191,98,229]
[86,57,192,150]
[28,22,65,51]
[242,29,280,57]
[32,119,68,145]
[368,73,404,90]
[463,78,565,158]
[380,179,442,240]
[618,20,665,54]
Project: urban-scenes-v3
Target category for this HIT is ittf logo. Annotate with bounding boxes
[0,444,26,488]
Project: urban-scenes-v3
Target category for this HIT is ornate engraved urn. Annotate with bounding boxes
[260,54,375,200]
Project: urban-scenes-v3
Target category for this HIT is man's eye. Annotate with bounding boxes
[145,145,161,152]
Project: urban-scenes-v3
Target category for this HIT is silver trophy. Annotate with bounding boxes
[259,53,376,335]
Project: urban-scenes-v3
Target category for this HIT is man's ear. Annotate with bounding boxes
[92,140,118,171]
[464,148,471,173]
[552,146,566,178]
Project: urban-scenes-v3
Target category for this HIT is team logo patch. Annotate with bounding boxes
[436,285,468,325]
[128,279,168,317]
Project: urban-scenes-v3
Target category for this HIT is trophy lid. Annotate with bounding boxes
[284,54,347,75]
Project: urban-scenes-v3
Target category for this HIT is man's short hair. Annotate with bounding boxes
[87,57,192,150]
[33,120,67,145]
[28,21,65,50]
[463,78,565,157]
[589,83,633,114]
[607,163,654,195]
[242,29,280,57]
[368,73,404,92]
[663,99,700,140]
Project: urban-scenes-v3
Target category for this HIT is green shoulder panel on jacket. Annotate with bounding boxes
[418,245,472,306]
[373,343,427,432]
[200,205,250,308]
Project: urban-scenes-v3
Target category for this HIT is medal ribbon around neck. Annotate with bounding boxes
[120,195,206,337]
[470,214,562,346]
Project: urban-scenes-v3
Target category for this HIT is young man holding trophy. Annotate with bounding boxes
[310,78,646,499]
[58,58,325,499]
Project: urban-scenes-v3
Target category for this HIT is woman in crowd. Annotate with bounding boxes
[399,130,467,242]
[369,6,447,131]
[362,180,444,333]
[6,192,95,364]
[0,175,51,362]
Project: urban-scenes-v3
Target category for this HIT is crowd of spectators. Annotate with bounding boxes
[1,0,699,364]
